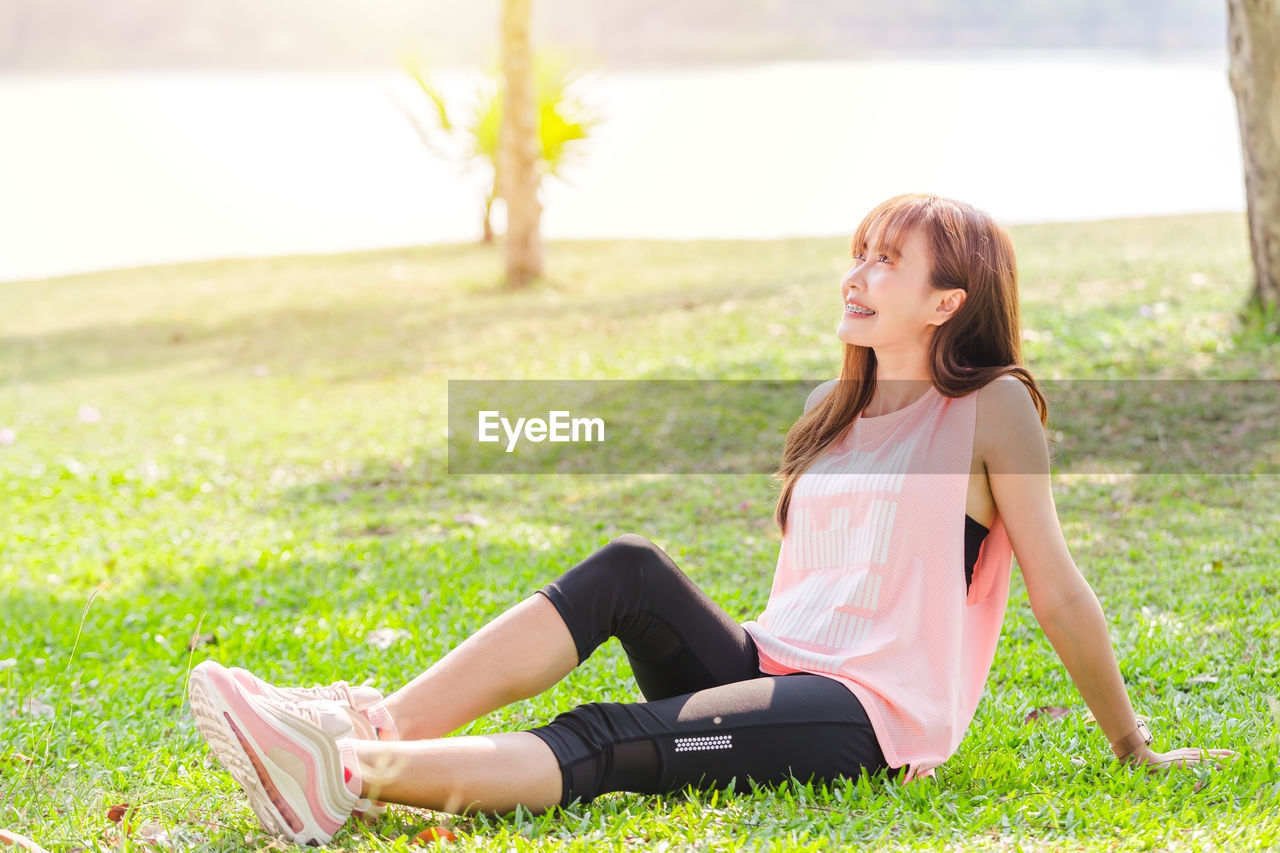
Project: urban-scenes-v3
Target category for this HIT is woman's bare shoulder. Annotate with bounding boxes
[976,375,1047,468]
[805,379,840,413]
[976,373,1036,412]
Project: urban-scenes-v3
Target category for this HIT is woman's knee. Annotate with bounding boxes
[585,534,675,590]
[541,534,679,660]
[601,533,664,565]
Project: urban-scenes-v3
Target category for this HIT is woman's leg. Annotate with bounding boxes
[189,534,767,838]
[379,594,576,740]
[349,674,887,814]
[378,534,759,740]
[351,732,562,815]
[539,534,760,701]
[535,674,888,807]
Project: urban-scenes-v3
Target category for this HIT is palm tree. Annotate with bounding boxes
[401,55,600,246]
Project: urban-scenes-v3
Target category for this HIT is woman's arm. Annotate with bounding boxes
[975,378,1233,769]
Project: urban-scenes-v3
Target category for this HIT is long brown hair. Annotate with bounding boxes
[774,193,1048,531]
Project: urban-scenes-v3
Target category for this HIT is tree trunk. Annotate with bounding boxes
[482,191,496,244]
[1227,0,1280,314]
[499,0,543,287]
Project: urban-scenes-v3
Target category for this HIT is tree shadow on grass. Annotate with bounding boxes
[0,275,799,386]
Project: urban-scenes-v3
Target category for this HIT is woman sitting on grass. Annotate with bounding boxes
[188,193,1231,845]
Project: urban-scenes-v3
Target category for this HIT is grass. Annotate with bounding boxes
[1,212,1278,850]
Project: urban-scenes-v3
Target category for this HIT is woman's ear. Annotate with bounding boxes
[929,289,967,326]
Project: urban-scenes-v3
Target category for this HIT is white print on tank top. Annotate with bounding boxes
[761,440,910,665]
[791,440,911,500]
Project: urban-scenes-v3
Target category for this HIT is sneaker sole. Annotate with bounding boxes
[188,662,354,845]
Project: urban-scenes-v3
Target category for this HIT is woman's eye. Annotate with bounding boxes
[853,251,865,262]
[878,254,891,263]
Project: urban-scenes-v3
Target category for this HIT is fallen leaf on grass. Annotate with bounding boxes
[366,628,411,650]
[1184,674,1219,685]
[453,512,489,527]
[414,826,458,844]
[1024,706,1072,723]
[19,698,54,718]
[134,823,171,847]
[99,816,174,850]
[0,830,52,853]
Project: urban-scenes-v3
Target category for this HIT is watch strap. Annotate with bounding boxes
[1110,719,1152,759]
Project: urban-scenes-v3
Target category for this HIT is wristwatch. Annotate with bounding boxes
[1110,719,1153,759]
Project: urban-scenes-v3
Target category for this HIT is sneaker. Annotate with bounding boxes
[229,667,383,712]
[228,666,388,821]
[188,661,359,845]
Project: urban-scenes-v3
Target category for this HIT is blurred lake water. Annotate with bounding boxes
[0,56,1242,282]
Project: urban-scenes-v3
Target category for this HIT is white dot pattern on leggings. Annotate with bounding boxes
[673,734,733,752]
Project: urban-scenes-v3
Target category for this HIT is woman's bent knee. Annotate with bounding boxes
[581,534,678,595]
[539,534,675,663]
[600,534,665,567]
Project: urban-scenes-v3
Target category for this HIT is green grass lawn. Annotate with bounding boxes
[2,213,1278,850]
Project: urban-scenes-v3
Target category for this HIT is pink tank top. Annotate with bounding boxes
[743,387,1014,777]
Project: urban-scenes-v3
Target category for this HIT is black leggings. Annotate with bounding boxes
[528,534,889,807]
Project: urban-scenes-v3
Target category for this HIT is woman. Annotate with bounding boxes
[188,194,1231,845]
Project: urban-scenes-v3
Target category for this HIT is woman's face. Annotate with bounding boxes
[836,225,947,351]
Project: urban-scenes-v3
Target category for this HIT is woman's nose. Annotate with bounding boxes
[842,263,863,290]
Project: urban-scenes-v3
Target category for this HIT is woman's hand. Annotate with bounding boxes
[1123,744,1237,770]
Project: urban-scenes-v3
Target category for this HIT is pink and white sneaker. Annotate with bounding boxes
[188,661,359,845]
[226,666,390,820]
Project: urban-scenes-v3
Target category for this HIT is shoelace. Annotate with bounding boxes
[282,681,356,706]
[264,693,331,728]
[272,692,379,741]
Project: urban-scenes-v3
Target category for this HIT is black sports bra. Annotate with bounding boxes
[963,515,990,591]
